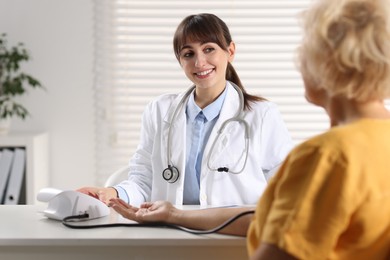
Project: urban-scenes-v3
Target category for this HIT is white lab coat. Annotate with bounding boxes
[117,82,293,206]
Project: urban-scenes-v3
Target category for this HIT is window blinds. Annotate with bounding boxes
[94,0,324,185]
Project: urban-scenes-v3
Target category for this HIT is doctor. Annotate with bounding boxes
[78,13,292,206]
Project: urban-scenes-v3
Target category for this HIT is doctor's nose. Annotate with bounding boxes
[195,54,207,68]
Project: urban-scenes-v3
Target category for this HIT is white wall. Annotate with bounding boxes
[0,0,95,189]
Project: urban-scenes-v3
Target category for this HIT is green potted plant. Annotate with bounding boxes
[0,33,44,135]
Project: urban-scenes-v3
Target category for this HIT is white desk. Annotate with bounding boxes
[0,205,248,260]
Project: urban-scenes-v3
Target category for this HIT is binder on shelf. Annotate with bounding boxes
[0,148,14,204]
[4,148,26,205]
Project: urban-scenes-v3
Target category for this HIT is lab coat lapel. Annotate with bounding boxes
[162,91,188,177]
[203,83,241,167]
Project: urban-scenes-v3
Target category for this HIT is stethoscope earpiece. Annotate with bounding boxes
[217,167,229,172]
[162,165,179,183]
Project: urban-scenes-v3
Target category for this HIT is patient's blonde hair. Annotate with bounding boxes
[299,0,390,102]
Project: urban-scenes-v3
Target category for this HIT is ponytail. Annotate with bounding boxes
[226,62,266,110]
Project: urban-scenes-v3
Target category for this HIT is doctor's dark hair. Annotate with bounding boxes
[173,13,265,110]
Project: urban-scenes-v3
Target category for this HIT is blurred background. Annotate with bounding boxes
[0,0,94,189]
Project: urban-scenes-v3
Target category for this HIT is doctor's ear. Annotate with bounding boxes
[227,41,236,62]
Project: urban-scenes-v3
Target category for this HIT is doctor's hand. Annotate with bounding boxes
[109,198,176,224]
[77,186,118,205]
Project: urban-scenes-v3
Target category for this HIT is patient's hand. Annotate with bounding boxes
[109,199,175,224]
[77,187,118,205]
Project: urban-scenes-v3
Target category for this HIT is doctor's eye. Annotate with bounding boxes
[204,47,215,53]
[181,51,194,58]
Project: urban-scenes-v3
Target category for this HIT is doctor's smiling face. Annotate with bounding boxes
[173,13,237,99]
[179,41,235,92]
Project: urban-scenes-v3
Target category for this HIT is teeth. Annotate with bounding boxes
[197,69,213,76]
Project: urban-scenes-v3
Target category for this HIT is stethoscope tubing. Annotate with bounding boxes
[166,85,195,169]
[164,81,250,182]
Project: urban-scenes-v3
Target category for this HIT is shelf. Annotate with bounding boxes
[0,132,49,204]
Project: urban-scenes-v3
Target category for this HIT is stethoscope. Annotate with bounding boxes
[162,82,250,183]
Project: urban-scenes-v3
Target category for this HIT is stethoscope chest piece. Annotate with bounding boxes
[162,165,179,183]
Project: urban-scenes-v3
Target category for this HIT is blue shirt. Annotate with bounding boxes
[183,87,227,204]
